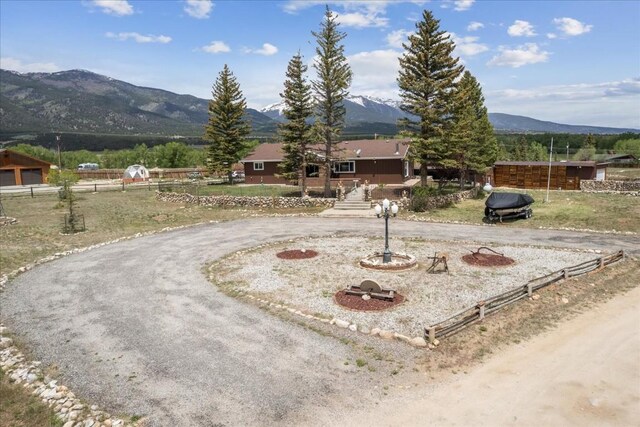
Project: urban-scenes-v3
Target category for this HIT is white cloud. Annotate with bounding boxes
[0,57,61,73]
[547,33,557,39]
[486,78,640,128]
[441,0,475,11]
[386,29,413,49]
[346,49,401,98]
[487,43,549,68]
[184,0,213,19]
[553,17,593,36]
[467,21,484,31]
[246,43,279,56]
[89,0,134,16]
[283,1,389,14]
[201,41,230,54]
[336,11,388,28]
[507,20,536,37]
[448,32,489,57]
[106,32,172,44]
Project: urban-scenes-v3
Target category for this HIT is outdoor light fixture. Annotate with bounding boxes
[374,198,399,263]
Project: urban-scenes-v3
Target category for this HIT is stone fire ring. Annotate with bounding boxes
[359,253,417,271]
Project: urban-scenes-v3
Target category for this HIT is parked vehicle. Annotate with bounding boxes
[187,171,203,180]
[484,192,534,222]
[77,163,99,171]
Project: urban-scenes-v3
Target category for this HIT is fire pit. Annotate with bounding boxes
[359,252,417,271]
[462,247,515,267]
[276,249,318,260]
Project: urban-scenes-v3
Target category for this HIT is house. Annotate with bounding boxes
[0,148,54,186]
[241,139,413,186]
[603,154,638,167]
[492,161,608,190]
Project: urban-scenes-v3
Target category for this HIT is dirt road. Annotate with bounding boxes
[349,285,640,427]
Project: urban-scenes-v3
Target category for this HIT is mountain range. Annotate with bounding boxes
[1,69,637,138]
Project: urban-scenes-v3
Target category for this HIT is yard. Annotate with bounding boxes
[404,189,640,233]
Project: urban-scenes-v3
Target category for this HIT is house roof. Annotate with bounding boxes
[0,148,54,167]
[494,161,608,167]
[241,139,411,162]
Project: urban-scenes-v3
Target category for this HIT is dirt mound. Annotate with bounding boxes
[276,249,318,260]
[462,253,515,267]
[334,290,405,311]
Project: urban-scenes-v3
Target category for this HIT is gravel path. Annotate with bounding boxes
[1,218,638,425]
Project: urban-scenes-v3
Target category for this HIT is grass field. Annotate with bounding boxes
[0,190,320,275]
[403,189,640,233]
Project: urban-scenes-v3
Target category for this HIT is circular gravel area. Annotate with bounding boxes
[212,235,597,337]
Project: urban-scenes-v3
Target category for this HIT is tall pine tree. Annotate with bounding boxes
[312,6,352,197]
[277,52,313,196]
[204,64,251,184]
[451,71,497,187]
[397,9,463,186]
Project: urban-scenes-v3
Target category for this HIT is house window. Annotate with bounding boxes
[305,164,320,177]
[333,161,355,173]
[254,162,264,171]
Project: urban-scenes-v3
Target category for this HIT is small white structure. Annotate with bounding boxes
[123,164,149,183]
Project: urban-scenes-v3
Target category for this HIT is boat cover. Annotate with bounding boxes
[485,192,535,210]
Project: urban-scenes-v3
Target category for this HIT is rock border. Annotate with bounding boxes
[359,252,417,271]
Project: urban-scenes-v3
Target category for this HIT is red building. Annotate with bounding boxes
[241,139,414,186]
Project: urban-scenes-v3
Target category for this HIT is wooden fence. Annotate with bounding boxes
[424,250,625,343]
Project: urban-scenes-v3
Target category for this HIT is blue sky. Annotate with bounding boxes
[1,0,639,128]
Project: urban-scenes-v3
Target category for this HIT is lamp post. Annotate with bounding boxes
[374,198,399,263]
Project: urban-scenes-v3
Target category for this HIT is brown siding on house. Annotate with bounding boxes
[493,162,600,190]
[244,161,289,184]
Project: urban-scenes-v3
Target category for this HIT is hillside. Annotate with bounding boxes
[1,69,636,138]
[0,69,275,136]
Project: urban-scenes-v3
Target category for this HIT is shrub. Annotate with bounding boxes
[48,169,79,186]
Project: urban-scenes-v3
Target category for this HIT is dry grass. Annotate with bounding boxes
[0,191,321,274]
[418,258,640,376]
[402,189,640,233]
[606,167,640,181]
[0,370,62,427]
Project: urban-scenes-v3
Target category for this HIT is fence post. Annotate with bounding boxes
[122,182,125,192]
[527,283,533,297]
[563,269,569,279]
[30,187,34,198]
[478,302,485,320]
[94,183,97,193]
[598,257,604,269]
[428,327,435,343]
[148,181,151,191]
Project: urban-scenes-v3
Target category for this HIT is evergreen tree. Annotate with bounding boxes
[277,52,313,196]
[397,9,463,185]
[513,136,529,161]
[583,133,596,148]
[312,6,352,197]
[448,71,497,188]
[204,64,251,184]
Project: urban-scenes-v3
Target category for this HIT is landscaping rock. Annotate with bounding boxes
[410,337,428,348]
[361,294,371,301]
[335,319,350,329]
[370,328,381,336]
[348,324,358,332]
[379,330,394,340]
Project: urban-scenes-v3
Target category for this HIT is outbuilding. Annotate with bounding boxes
[492,161,608,190]
[0,148,53,186]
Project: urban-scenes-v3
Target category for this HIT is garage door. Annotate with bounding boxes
[21,168,43,185]
[0,170,16,186]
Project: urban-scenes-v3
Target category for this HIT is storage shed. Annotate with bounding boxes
[0,148,53,186]
[492,161,608,190]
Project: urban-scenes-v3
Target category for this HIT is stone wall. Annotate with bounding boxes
[580,180,640,194]
[379,186,480,210]
[156,192,335,208]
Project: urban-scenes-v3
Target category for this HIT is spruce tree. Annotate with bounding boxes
[397,9,463,186]
[312,6,353,197]
[513,136,529,161]
[277,52,313,196]
[204,64,251,184]
[449,71,497,188]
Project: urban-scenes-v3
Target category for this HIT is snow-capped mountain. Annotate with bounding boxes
[259,95,409,124]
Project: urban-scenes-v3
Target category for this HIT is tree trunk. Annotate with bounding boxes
[300,160,307,197]
[420,163,428,187]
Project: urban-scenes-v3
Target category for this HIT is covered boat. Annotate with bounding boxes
[484,192,534,222]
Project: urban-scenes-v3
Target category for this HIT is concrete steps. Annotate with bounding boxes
[333,200,372,210]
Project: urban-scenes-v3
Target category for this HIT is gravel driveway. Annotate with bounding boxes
[1,218,638,426]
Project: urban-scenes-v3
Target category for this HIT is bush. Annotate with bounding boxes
[48,169,79,186]
[410,186,439,212]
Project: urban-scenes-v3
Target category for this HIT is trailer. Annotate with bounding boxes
[485,192,534,222]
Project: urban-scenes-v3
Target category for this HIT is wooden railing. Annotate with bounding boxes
[424,250,625,343]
